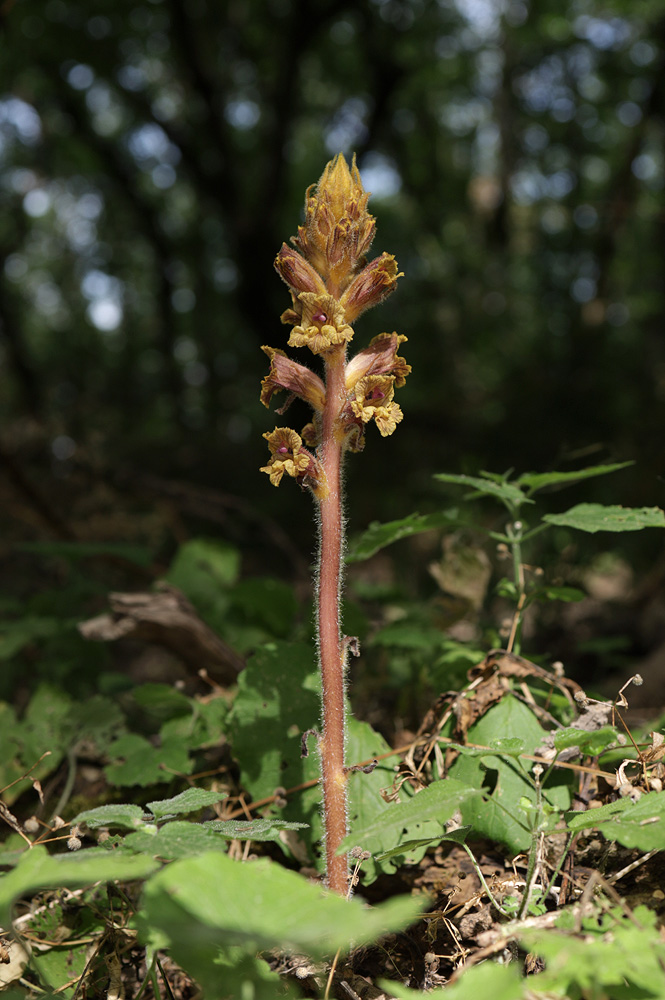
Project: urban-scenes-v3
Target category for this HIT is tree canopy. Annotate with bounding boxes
[1,0,664,546]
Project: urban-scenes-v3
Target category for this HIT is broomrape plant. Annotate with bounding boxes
[260,153,408,893]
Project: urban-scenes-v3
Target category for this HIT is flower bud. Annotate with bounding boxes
[294,154,376,294]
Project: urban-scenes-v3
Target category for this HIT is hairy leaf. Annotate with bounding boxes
[0,846,158,928]
[147,788,227,820]
[138,851,424,961]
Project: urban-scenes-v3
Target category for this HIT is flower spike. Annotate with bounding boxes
[259,153,406,896]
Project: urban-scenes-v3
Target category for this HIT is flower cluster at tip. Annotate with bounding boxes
[259,153,410,498]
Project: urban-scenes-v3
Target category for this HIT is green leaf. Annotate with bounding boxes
[531,585,586,603]
[489,737,525,756]
[204,819,309,842]
[381,961,523,999]
[553,726,619,755]
[369,623,446,650]
[543,504,665,533]
[147,788,227,820]
[229,577,298,638]
[374,826,472,862]
[71,803,146,830]
[167,537,240,597]
[522,906,665,997]
[447,696,571,853]
[346,510,461,563]
[122,821,230,859]
[138,851,424,962]
[433,472,530,508]
[133,683,193,722]
[104,733,193,786]
[348,719,444,881]
[0,617,63,660]
[0,846,158,928]
[29,941,92,998]
[567,790,665,850]
[515,462,633,493]
[228,642,320,803]
[339,778,481,855]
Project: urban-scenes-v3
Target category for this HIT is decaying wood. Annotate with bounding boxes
[78,583,244,684]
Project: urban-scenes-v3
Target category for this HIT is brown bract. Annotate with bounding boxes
[260,346,326,413]
[345,332,411,390]
[339,252,402,324]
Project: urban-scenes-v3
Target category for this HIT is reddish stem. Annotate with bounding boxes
[317,344,348,894]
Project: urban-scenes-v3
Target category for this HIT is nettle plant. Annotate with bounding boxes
[259,153,408,893]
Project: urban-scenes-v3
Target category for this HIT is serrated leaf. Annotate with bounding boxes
[71,803,146,830]
[346,510,461,563]
[0,846,158,928]
[515,462,633,493]
[122,821,229,859]
[204,819,308,842]
[433,472,530,508]
[339,779,481,854]
[147,788,227,820]
[567,790,665,850]
[138,851,423,962]
[544,504,665,533]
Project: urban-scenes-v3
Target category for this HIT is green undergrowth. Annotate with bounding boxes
[1,462,665,998]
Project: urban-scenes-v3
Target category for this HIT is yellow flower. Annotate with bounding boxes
[349,375,403,437]
[260,427,329,499]
[287,292,354,355]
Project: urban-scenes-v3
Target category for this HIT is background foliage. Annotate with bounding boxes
[2,0,664,562]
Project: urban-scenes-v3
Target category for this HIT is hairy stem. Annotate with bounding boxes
[317,344,348,894]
